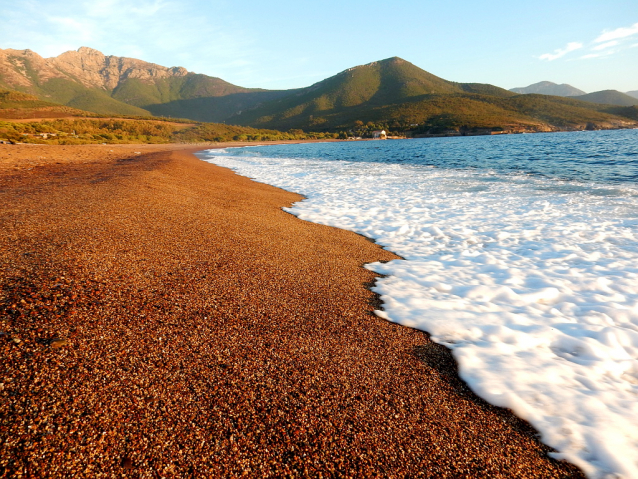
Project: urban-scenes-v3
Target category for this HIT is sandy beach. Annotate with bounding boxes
[0,143,584,477]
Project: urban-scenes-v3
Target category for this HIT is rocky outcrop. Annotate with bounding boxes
[0,47,189,92]
[0,49,58,88]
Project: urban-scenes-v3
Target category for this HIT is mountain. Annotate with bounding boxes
[228,57,518,130]
[1,48,637,134]
[509,81,586,97]
[226,58,634,132]
[572,90,638,107]
[0,48,151,115]
[0,47,291,120]
[510,81,638,107]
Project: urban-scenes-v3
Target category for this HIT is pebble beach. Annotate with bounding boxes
[0,143,585,477]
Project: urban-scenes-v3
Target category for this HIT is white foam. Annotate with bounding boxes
[200,146,638,478]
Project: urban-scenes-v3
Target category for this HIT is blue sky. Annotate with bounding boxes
[2,0,637,93]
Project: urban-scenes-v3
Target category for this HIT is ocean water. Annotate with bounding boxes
[198,129,638,479]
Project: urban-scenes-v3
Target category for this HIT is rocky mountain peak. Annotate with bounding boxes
[0,46,191,92]
[76,46,104,56]
[169,66,189,76]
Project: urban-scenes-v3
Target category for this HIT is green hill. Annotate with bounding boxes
[229,57,520,129]
[455,83,517,97]
[224,58,636,133]
[572,90,638,107]
[32,79,151,116]
[0,89,92,119]
[0,89,55,109]
[144,90,298,123]
[16,79,151,117]
[602,105,638,121]
[111,75,245,107]
[510,81,586,97]
[110,74,291,120]
[327,92,631,133]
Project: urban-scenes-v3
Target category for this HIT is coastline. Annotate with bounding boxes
[0,143,584,476]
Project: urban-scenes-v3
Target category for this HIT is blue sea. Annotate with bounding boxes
[199,129,638,479]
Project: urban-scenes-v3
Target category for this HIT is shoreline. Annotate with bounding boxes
[0,143,585,476]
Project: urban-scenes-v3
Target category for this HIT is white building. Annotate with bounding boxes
[372,130,387,139]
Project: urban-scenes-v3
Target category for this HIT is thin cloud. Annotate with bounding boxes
[595,22,638,43]
[592,40,618,51]
[543,22,638,62]
[581,50,616,59]
[580,22,638,59]
[539,42,583,61]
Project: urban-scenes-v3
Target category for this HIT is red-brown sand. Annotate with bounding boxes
[0,143,584,477]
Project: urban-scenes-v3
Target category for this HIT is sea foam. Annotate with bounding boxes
[200,135,638,478]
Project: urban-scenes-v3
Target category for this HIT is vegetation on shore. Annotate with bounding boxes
[0,117,340,145]
[0,89,346,144]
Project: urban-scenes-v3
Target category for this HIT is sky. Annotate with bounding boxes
[1,0,637,93]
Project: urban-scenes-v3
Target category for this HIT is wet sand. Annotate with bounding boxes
[0,143,584,477]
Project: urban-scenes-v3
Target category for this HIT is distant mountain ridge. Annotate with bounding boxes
[510,81,638,107]
[1,47,637,134]
[572,90,638,107]
[510,81,586,97]
[510,81,638,106]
